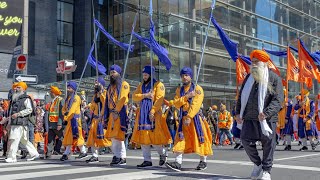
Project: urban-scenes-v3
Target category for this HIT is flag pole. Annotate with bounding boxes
[91,0,101,117]
[149,0,154,130]
[195,0,216,85]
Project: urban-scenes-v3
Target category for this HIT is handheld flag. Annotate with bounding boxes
[87,30,107,75]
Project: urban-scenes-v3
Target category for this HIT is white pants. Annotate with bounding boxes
[111,138,126,158]
[7,126,38,160]
[141,145,166,162]
[293,114,298,132]
[285,135,291,145]
[175,153,207,164]
[91,147,99,157]
[63,145,86,155]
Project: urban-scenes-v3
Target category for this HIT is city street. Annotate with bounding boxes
[1,142,320,180]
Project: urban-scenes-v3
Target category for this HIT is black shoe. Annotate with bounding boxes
[298,141,302,146]
[110,156,118,166]
[311,143,317,150]
[52,151,59,155]
[116,158,126,165]
[165,162,181,172]
[86,156,99,163]
[159,155,167,166]
[21,151,28,159]
[234,144,240,149]
[284,145,291,151]
[195,161,207,171]
[299,146,308,151]
[76,153,88,159]
[238,145,244,150]
[137,161,152,168]
[60,154,68,161]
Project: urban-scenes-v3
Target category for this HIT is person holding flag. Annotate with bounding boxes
[60,81,87,161]
[85,77,112,163]
[165,67,213,172]
[295,89,317,151]
[131,65,171,168]
[283,98,294,150]
[104,65,130,166]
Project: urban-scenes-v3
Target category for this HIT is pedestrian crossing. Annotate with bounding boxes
[0,157,246,180]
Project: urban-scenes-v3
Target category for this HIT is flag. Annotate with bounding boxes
[266,59,281,77]
[298,39,320,83]
[94,19,134,52]
[286,47,299,82]
[86,30,107,75]
[133,20,172,70]
[236,57,250,85]
[211,15,238,62]
[264,46,298,57]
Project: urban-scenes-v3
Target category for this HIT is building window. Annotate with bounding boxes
[57,0,74,60]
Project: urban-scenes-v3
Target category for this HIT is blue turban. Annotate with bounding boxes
[110,64,122,75]
[67,81,77,91]
[142,65,155,75]
[180,67,193,78]
[97,77,106,87]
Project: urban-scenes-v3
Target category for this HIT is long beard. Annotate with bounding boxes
[251,65,265,84]
[143,77,151,84]
[12,91,24,101]
[110,75,121,85]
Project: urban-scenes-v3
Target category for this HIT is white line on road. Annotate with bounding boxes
[0,163,71,172]
[1,166,122,180]
[274,153,320,161]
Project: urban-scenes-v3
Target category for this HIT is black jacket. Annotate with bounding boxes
[236,70,284,122]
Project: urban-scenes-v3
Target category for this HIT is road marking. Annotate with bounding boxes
[1,166,122,180]
[274,153,320,161]
[0,163,71,172]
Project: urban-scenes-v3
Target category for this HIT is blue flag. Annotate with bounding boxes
[264,46,298,57]
[94,19,134,52]
[87,30,107,75]
[210,15,238,62]
[133,18,172,71]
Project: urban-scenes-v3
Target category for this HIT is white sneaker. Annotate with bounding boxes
[27,154,39,161]
[250,164,262,179]
[5,158,17,163]
[261,171,271,180]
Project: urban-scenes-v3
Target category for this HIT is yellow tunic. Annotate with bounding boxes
[62,94,85,146]
[172,84,213,156]
[131,82,172,145]
[278,101,286,130]
[86,91,112,148]
[105,81,130,141]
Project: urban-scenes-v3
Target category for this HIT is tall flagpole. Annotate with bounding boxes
[91,0,101,117]
[195,0,216,85]
[149,0,154,130]
[122,13,138,80]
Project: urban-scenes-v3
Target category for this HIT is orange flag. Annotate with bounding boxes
[236,57,250,85]
[286,47,299,82]
[267,59,281,77]
[298,39,320,83]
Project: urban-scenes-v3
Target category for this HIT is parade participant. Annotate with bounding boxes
[104,65,130,166]
[235,50,283,180]
[217,103,233,146]
[231,104,243,149]
[316,94,320,144]
[60,81,87,161]
[283,99,293,150]
[86,77,112,163]
[131,65,171,168]
[165,67,213,171]
[34,106,46,158]
[46,86,64,158]
[296,89,317,151]
[5,82,39,163]
[292,95,301,141]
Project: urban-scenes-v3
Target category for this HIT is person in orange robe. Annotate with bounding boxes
[131,65,172,168]
[85,77,112,163]
[104,65,130,166]
[165,67,213,171]
[60,81,87,161]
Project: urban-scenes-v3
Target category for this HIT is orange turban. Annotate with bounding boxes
[12,82,18,90]
[250,50,270,63]
[212,105,217,110]
[17,82,28,90]
[302,89,309,96]
[50,86,62,96]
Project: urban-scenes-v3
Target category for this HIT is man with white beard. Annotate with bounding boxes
[5,81,39,163]
[235,50,283,180]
